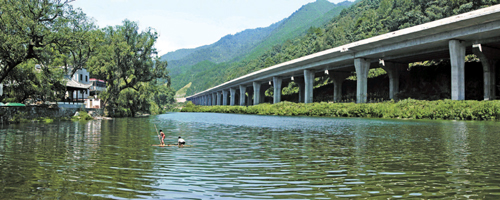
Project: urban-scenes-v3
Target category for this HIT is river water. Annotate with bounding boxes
[1,112,500,199]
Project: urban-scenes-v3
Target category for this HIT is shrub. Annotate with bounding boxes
[180,99,500,121]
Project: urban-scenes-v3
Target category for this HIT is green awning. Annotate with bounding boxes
[0,103,5,106]
[5,103,25,106]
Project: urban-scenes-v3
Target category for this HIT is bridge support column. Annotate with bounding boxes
[253,82,261,105]
[381,63,402,100]
[354,58,370,103]
[329,71,350,102]
[293,77,305,103]
[304,69,315,104]
[212,93,216,105]
[230,88,236,106]
[273,77,282,104]
[222,90,228,105]
[217,92,221,105]
[239,85,246,106]
[473,44,499,100]
[449,40,466,100]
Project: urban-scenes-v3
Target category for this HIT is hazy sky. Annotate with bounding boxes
[70,0,351,55]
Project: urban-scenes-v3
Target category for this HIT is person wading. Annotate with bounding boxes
[160,130,165,146]
[178,136,186,147]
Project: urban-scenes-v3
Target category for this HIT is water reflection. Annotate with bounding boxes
[1,113,500,199]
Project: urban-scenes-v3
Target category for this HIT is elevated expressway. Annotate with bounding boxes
[188,5,500,105]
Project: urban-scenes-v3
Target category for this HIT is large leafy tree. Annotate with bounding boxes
[88,20,169,117]
[0,0,77,84]
[2,60,65,103]
[53,10,103,75]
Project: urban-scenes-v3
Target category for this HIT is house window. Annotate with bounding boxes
[80,74,83,81]
[85,75,88,82]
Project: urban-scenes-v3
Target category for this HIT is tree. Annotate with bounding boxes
[54,10,103,76]
[0,0,76,84]
[1,60,65,103]
[88,20,170,117]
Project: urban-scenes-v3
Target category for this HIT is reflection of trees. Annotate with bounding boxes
[0,118,157,199]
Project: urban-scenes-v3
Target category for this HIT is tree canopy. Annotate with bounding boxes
[88,20,171,116]
[0,1,176,116]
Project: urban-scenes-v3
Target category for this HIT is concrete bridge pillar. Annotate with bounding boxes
[293,77,305,103]
[273,77,282,104]
[449,40,466,100]
[261,84,269,103]
[354,58,370,103]
[230,88,236,106]
[217,92,221,105]
[304,69,315,104]
[222,90,228,105]
[212,93,216,105]
[381,63,403,100]
[253,82,261,105]
[328,71,350,102]
[239,85,246,106]
[473,45,499,100]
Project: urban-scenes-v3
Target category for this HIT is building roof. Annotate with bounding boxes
[65,78,92,90]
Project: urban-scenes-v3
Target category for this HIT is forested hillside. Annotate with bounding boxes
[164,0,353,90]
[181,0,499,96]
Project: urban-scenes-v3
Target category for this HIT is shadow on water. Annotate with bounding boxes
[1,113,500,199]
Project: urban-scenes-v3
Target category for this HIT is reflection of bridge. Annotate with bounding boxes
[187,5,500,105]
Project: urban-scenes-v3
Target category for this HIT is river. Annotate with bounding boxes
[1,112,500,199]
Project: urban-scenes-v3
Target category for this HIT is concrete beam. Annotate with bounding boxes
[473,44,499,100]
[217,92,221,105]
[253,82,261,105]
[449,40,466,100]
[292,77,305,103]
[230,88,236,106]
[328,71,351,102]
[239,85,246,106]
[212,93,216,105]
[304,70,315,103]
[222,90,228,105]
[381,62,404,100]
[273,77,282,104]
[354,58,370,103]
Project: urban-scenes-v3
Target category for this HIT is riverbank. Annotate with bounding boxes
[181,99,500,121]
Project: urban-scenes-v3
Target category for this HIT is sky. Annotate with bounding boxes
[70,0,350,55]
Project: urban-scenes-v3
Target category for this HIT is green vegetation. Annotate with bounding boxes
[165,0,353,94]
[0,0,177,117]
[175,82,192,98]
[71,110,93,121]
[172,0,499,97]
[182,99,500,121]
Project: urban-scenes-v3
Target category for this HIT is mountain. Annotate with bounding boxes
[163,21,284,76]
[162,0,354,89]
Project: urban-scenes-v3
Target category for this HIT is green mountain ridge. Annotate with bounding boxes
[165,0,354,91]
[181,0,500,97]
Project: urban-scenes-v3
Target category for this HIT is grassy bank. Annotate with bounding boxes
[181,99,500,121]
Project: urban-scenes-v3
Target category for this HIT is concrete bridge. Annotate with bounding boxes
[187,5,500,106]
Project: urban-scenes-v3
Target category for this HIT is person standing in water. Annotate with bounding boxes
[178,136,186,147]
[160,130,165,146]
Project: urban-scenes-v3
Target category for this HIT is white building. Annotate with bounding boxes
[64,68,92,101]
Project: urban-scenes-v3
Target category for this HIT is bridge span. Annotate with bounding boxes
[187,5,500,106]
